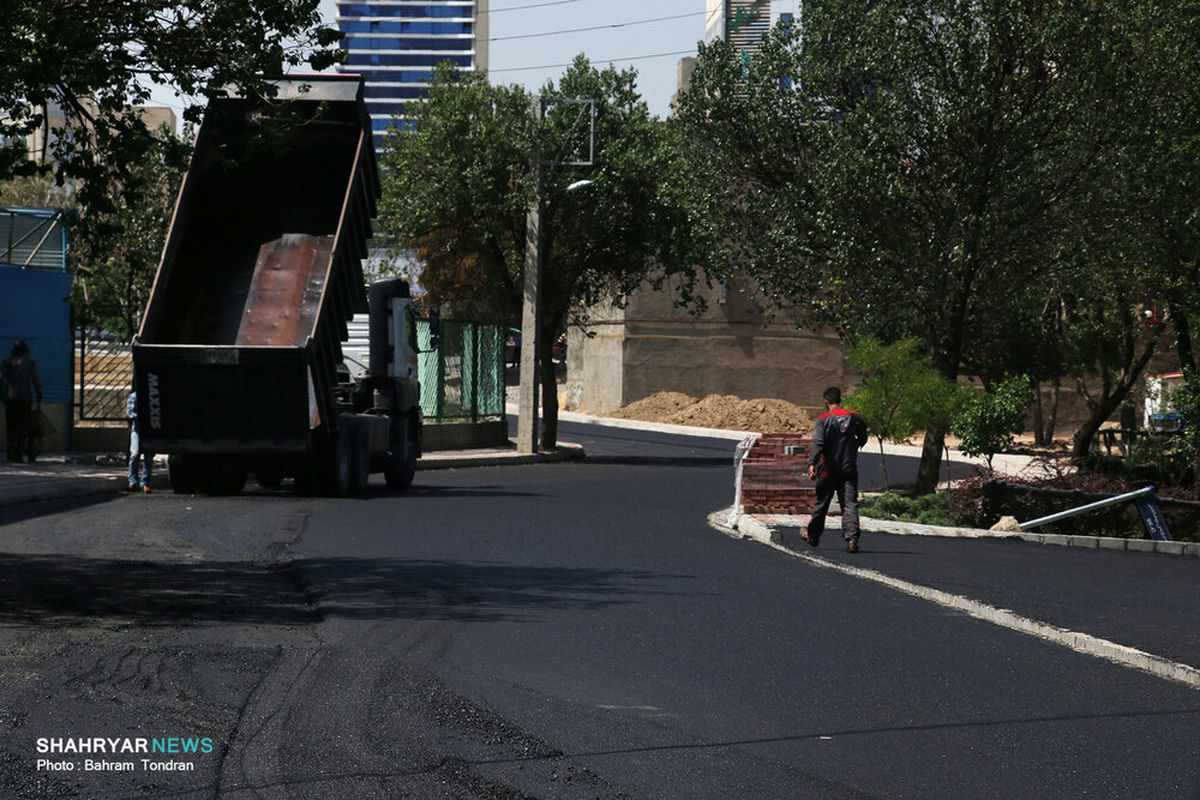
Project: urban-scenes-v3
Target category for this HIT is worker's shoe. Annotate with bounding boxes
[845,539,859,553]
[803,529,820,548]
[126,483,139,492]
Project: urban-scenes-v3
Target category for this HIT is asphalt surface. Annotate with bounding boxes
[773,525,1200,669]
[0,419,1197,798]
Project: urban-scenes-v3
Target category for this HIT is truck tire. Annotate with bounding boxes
[384,418,417,491]
[255,467,283,488]
[168,454,201,494]
[350,424,370,496]
[202,460,247,495]
[334,424,353,497]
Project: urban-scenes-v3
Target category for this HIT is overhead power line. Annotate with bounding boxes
[489,10,705,42]
[488,49,696,74]
[482,0,585,14]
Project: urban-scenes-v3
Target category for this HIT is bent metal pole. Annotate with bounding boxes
[1018,485,1157,531]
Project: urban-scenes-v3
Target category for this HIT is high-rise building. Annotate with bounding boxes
[704,0,799,49]
[336,1,490,152]
[676,0,799,100]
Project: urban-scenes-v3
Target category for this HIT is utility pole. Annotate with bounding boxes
[516,94,543,454]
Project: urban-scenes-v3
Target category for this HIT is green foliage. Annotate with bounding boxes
[377,56,693,448]
[845,337,961,489]
[674,1,1193,490]
[847,337,965,436]
[70,127,187,340]
[1,1,340,213]
[1174,377,1200,471]
[951,376,1032,468]
[859,492,951,527]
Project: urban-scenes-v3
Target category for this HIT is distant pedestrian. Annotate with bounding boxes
[806,386,869,552]
[2,340,43,463]
[126,390,153,492]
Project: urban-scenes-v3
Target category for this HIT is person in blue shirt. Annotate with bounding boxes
[126,390,153,492]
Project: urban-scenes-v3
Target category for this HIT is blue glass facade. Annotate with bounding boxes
[337,1,487,152]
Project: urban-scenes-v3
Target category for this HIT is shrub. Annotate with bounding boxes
[860,492,951,527]
[950,376,1031,468]
[947,461,1200,541]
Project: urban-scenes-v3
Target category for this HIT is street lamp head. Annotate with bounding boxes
[565,179,594,193]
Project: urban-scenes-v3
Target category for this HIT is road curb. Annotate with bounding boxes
[417,443,586,470]
[740,512,1200,557]
[709,510,1200,690]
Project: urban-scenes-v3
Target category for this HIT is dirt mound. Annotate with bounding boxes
[608,392,814,434]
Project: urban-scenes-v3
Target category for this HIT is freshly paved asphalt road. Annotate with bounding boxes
[0,420,1196,797]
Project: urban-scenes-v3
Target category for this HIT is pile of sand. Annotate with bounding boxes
[608,392,814,434]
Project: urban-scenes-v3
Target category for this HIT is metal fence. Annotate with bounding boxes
[73,314,506,424]
[75,330,133,422]
[417,319,506,423]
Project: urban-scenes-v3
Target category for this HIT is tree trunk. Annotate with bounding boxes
[538,328,558,451]
[1070,334,1162,460]
[877,437,889,492]
[914,427,945,495]
[1033,385,1046,446]
[1045,380,1060,442]
[1174,310,1196,375]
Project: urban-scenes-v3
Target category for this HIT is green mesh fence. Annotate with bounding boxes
[417,319,506,423]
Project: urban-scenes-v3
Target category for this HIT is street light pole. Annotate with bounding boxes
[516,94,543,454]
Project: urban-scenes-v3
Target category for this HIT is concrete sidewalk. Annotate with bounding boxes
[0,444,585,510]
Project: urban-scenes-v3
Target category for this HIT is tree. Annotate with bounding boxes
[377,58,691,450]
[844,337,958,490]
[0,173,73,208]
[951,376,1032,470]
[677,1,1130,493]
[71,125,188,340]
[1,1,341,213]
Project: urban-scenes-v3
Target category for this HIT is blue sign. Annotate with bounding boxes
[1134,495,1172,542]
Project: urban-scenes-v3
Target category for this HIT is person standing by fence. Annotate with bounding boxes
[1,340,43,463]
[126,390,153,492]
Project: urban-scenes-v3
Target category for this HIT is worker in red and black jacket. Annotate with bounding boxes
[805,386,869,552]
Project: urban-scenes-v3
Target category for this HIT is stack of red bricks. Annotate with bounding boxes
[740,434,817,514]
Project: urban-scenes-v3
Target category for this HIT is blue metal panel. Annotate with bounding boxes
[0,265,75,404]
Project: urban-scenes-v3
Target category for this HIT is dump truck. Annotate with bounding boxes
[131,75,422,495]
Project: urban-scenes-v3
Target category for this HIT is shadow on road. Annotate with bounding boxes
[0,493,120,526]
[0,555,688,627]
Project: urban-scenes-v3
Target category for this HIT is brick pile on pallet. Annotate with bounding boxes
[741,434,817,514]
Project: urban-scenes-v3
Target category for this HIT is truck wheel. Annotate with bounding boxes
[334,424,353,497]
[256,467,283,488]
[202,461,246,495]
[168,455,201,494]
[350,424,370,496]
[384,419,417,491]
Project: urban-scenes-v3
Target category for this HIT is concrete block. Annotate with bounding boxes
[1126,539,1157,553]
[1154,541,1186,556]
[1097,537,1127,551]
[1067,536,1099,549]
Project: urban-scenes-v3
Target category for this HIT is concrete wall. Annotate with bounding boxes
[566,275,853,414]
[565,271,1169,443]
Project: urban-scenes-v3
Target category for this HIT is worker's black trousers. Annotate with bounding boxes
[806,471,860,543]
